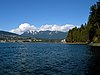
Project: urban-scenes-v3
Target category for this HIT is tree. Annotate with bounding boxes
[66,1,100,43]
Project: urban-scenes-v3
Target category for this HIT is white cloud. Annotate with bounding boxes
[10,28,21,35]
[10,23,76,35]
[39,24,75,32]
[10,23,36,35]
[39,24,53,31]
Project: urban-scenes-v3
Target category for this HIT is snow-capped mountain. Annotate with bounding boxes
[21,30,67,40]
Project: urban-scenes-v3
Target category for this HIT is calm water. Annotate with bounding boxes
[0,42,99,75]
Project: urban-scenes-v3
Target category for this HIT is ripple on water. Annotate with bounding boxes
[0,43,93,75]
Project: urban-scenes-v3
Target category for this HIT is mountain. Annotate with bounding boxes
[21,30,67,40]
[0,30,29,41]
[0,31,20,40]
[0,30,67,42]
[0,31,18,36]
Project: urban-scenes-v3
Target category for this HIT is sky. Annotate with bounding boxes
[0,0,98,34]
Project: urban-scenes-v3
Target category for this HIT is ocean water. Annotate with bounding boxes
[0,42,99,75]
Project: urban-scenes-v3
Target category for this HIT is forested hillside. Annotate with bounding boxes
[66,1,100,43]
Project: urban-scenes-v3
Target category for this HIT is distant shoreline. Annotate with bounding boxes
[0,41,100,46]
[65,42,87,44]
[65,42,100,47]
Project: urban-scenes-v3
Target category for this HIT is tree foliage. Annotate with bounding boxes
[66,1,100,43]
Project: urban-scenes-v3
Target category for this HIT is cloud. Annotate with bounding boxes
[10,23,36,34]
[10,23,76,35]
[39,24,75,32]
[39,24,53,31]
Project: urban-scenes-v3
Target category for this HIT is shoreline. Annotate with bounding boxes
[65,42,100,46]
[65,42,87,44]
[88,43,100,47]
[0,41,100,46]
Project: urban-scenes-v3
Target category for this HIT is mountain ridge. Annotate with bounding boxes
[21,30,67,40]
[0,30,19,36]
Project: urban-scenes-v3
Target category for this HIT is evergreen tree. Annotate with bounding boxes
[66,0,100,43]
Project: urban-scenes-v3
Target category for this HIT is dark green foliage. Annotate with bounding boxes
[66,1,100,43]
[88,1,100,42]
[66,24,89,42]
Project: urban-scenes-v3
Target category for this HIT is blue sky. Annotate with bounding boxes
[0,0,97,32]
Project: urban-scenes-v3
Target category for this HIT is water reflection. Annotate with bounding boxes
[87,46,100,75]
